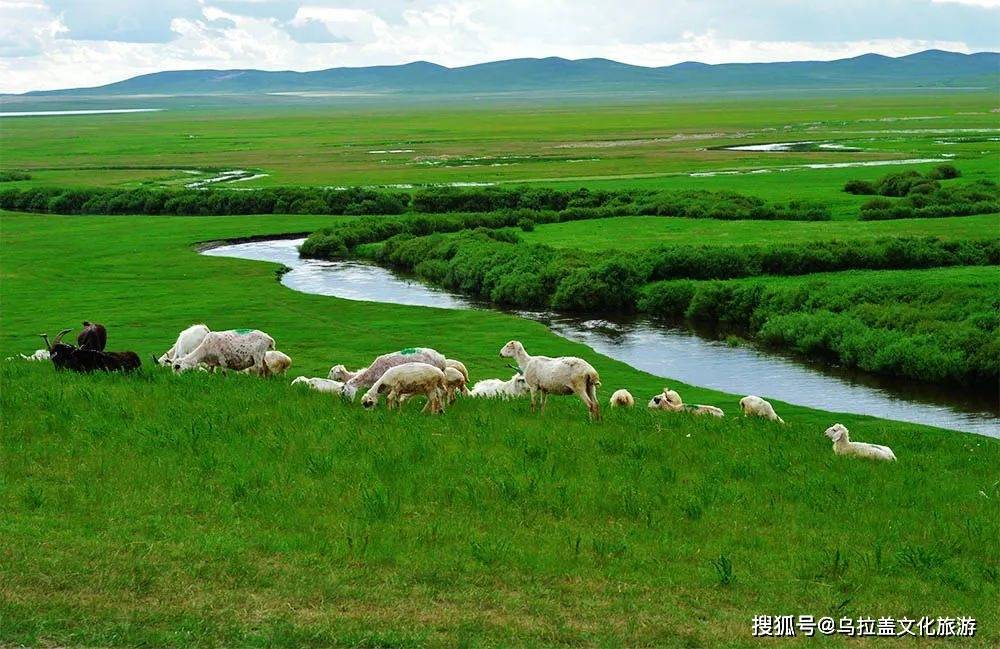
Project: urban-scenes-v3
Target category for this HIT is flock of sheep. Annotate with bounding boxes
[18,322,897,462]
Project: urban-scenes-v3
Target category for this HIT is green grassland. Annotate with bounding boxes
[1,92,997,196]
[2,211,998,646]
[522,213,1000,251]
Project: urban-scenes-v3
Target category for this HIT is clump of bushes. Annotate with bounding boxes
[0,170,31,182]
[637,271,998,387]
[0,186,410,216]
[844,165,962,197]
[841,165,996,220]
[1,183,831,222]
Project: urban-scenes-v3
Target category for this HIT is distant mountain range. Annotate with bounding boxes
[23,50,999,96]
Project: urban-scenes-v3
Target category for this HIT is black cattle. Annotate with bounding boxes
[41,329,141,373]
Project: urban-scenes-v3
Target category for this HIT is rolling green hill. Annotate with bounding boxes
[20,49,999,97]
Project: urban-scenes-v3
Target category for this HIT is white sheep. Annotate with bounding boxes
[647,387,724,417]
[469,373,530,399]
[331,347,447,400]
[824,424,896,462]
[7,349,50,362]
[442,366,467,403]
[361,362,447,413]
[609,389,635,408]
[499,340,601,420]
[291,376,345,394]
[444,359,470,397]
[264,350,292,375]
[739,395,784,423]
[158,323,210,366]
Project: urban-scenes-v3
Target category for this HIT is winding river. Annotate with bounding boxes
[203,238,999,437]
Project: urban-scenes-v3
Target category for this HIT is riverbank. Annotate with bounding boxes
[207,237,999,435]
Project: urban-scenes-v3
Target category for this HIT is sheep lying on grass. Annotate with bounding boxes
[825,423,897,461]
[647,387,724,417]
[609,389,634,408]
[332,347,446,400]
[291,376,345,394]
[499,340,601,420]
[7,349,50,362]
[469,373,529,399]
[739,395,784,423]
[361,362,447,413]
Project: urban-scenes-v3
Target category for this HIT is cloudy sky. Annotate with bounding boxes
[1,0,997,93]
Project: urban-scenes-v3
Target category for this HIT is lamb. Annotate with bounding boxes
[499,340,601,420]
[444,359,470,397]
[360,362,446,413]
[739,395,785,423]
[157,324,210,366]
[442,366,467,403]
[824,424,896,462]
[332,347,447,400]
[469,373,530,399]
[647,387,724,417]
[609,389,635,408]
[264,350,292,375]
[291,376,345,394]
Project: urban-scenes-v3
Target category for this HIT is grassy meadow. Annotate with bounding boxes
[1,88,999,646]
[1,92,997,194]
[2,211,998,647]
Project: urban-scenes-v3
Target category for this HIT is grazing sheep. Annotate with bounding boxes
[442,366,467,403]
[242,350,292,376]
[609,389,635,408]
[291,376,345,394]
[173,329,274,373]
[469,373,530,399]
[360,362,446,413]
[825,424,896,462]
[739,395,785,423]
[647,387,724,417]
[444,359,470,396]
[158,324,211,366]
[499,340,601,420]
[265,350,292,375]
[334,347,447,400]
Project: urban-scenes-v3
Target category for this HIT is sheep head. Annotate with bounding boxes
[499,340,523,359]
[328,364,355,381]
[825,424,849,443]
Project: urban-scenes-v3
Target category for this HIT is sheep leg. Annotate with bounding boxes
[539,390,548,415]
[529,386,538,413]
[586,381,601,421]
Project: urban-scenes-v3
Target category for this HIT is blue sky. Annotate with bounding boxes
[1,0,997,93]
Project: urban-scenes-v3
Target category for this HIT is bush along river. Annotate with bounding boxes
[203,237,999,437]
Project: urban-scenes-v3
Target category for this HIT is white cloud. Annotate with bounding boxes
[932,0,999,8]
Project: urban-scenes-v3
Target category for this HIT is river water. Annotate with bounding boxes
[203,238,999,437]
